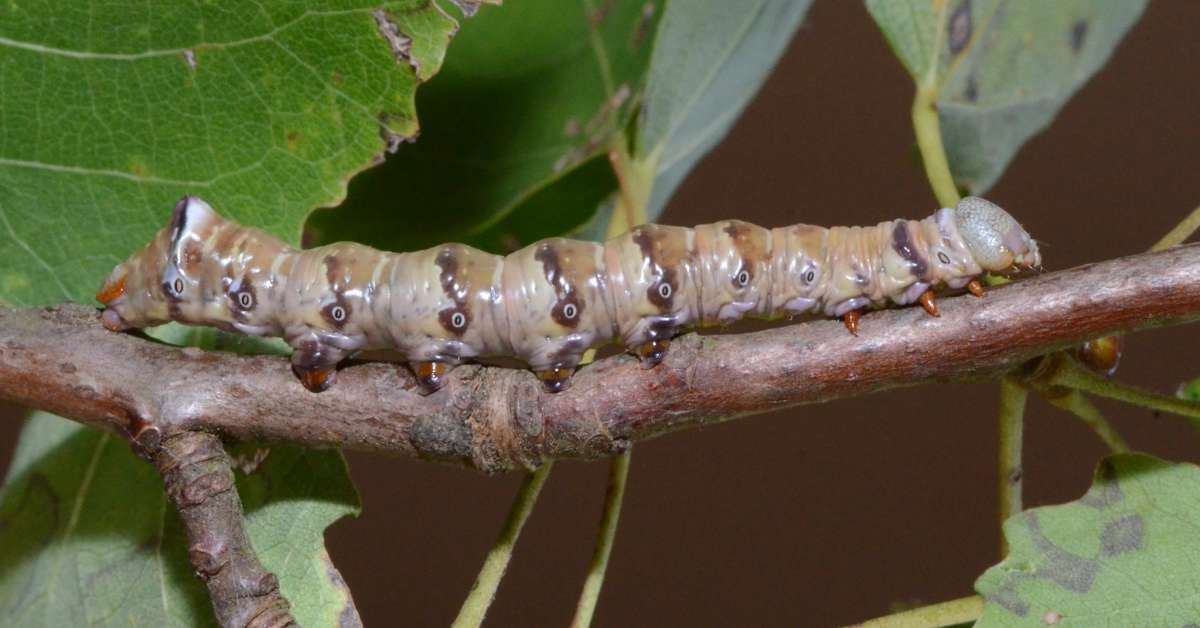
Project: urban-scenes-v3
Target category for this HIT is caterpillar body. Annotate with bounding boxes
[97,196,1040,393]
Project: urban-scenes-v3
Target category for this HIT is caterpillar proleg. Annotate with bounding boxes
[97,196,1040,393]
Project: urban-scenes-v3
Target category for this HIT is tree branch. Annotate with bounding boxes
[1,245,1198,473]
[154,431,295,627]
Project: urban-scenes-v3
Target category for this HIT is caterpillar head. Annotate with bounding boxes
[954,197,1041,272]
[97,196,224,331]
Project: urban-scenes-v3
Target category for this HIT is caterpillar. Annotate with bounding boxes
[96,196,1040,394]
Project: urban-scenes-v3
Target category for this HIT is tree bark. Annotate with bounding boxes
[1,244,1198,474]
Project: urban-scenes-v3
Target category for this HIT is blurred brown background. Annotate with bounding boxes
[2,1,1198,626]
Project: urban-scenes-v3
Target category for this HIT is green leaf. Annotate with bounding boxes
[0,413,360,627]
[866,0,1145,194]
[0,0,466,307]
[307,0,659,252]
[634,0,812,220]
[976,454,1200,626]
[311,0,811,251]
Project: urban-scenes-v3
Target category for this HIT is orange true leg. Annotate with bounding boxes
[841,310,862,336]
[918,290,940,317]
[967,279,985,298]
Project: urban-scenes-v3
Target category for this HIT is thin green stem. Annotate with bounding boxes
[607,145,649,228]
[452,463,554,628]
[566,134,643,628]
[570,449,632,628]
[911,85,960,208]
[910,2,959,208]
[1047,357,1200,427]
[850,594,983,628]
[1046,390,1129,454]
[1151,204,1200,251]
[997,377,1026,556]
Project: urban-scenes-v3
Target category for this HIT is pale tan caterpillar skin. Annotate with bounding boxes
[97,196,1040,393]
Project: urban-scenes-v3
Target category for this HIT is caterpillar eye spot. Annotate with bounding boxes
[735,270,750,287]
[937,252,952,265]
[804,270,816,284]
[172,278,184,295]
[563,303,577,319]
[658,283,672,299]
[331,305,347,322]
[451,311,467,328]
[237,292,253,309]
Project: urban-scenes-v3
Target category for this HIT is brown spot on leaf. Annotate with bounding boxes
[986,584,1029,618]
[372,10,417,73]
[948,0,972,54]
[588,0,615,28]
[446,0,489,18]
[553,84,631,172]
[1027,513,1099,593]
[633,3,657,49]
[378,112,417,153]
[1100,514,1143,557]
[1070,19,1088,53]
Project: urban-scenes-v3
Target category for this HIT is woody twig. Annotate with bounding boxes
[0,244,1198,474]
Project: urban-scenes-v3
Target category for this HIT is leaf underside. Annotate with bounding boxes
[866,0,1145,195]
[0,414,361,627]
[635,0,813,221]
[976,454,1200,626]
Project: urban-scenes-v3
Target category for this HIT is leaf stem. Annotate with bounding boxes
[607,145,649,228]
[452,463,554,628]
[567,138,642,628]
[1042,355,1200,427]
[1044,390,1129,453]
[570,449,631,628]
[997,376,1026,556]
[849,594,983,628]
[911,85,960,208]
[910,3,959,208]
[1152,204,1200,251]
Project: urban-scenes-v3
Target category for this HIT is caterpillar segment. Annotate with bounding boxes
[97,196,1040,394]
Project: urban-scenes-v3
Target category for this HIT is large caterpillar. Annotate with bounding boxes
[96,196,1040,393]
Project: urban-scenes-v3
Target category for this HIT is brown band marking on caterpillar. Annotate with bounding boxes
[96,197,1040,393]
